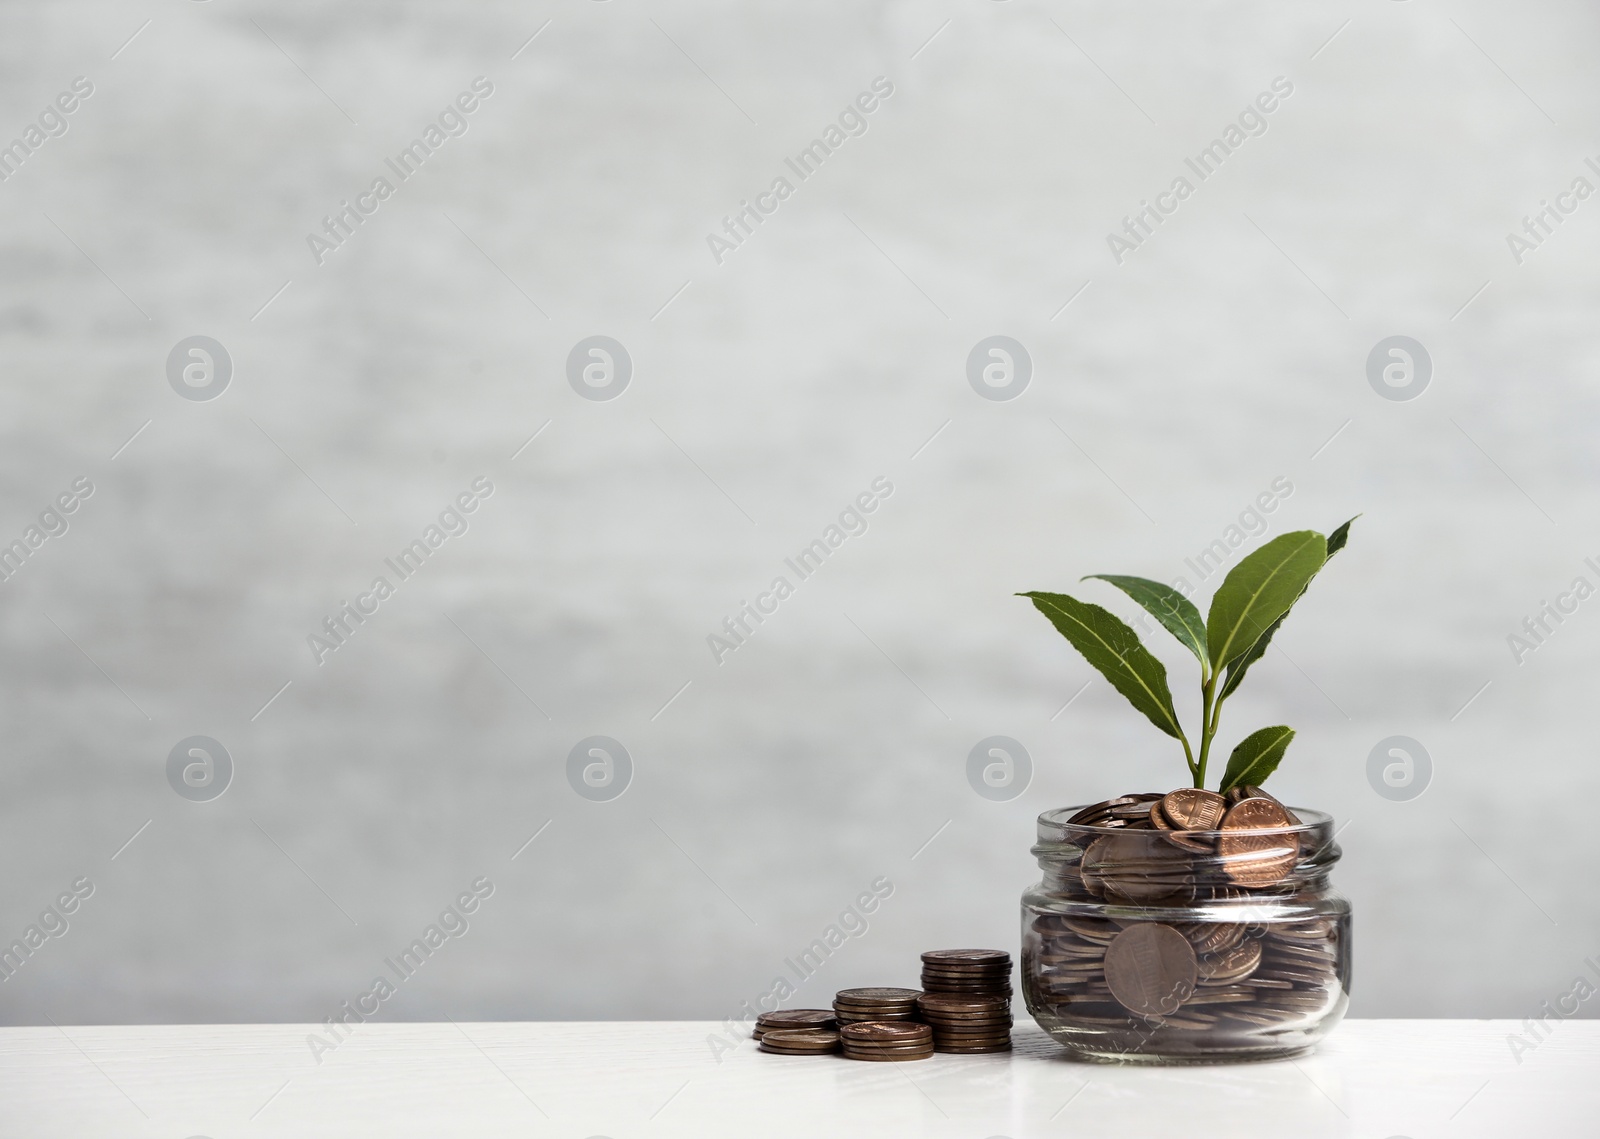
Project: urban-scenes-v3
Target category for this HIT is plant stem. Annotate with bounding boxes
[1195,674,1217,788]
[1178,729,1198,785]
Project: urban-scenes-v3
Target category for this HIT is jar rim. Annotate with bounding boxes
[1038,804,1333,839]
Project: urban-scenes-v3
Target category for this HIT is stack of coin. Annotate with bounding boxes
[758,1028,841,1056]
[832,987,922,1025]
[751,1009,836,1041]
[920,949,1013,998]
[916,993,1013,1053]
[839,1021,934,1062]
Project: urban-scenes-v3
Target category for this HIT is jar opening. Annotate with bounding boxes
[1032,805,1339,898]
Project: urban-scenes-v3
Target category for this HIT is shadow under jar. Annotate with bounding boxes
[1022,804,1350,1063]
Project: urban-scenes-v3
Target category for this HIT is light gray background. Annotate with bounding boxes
[1,0,1595,1028]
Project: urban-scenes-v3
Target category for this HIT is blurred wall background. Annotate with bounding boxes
[0,0,1596,1028]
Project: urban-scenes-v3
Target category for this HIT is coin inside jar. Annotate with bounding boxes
[1160,788,1227,830]
[1183,922,1246,956]
[1217,798,1298,887]
[1090,834,1197,903]
[1196,936,1263,983]
[1102,922,1198,1017]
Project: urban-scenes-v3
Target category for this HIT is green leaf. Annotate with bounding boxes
[1219,726,1296,792]
[1205,531,1327,672]
[1084,574,1208,666]
[1018,591,1185,740]
[1326,515,1357,558]
[1219,518,1357,700]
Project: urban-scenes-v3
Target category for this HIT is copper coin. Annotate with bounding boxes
[1270,919,1334,940]
[1228,785,1303,823]
[843,1049,933,1061]
[1196,937,1262,983]
[1260,965,1332,984]
[1066,798,1134,826]
[1152,800,1213,853]
[1217,798,1298,887]
[1147,801,1193,846]
[760,1030,839,1047]
[1266,934,1335,953]
[1078,838,1110,896]
[839,1021,932,1044]
[921,949,1009,966]
[917,994,1009,1013]
[755,1009,836,1034]
[1181,986,1257,1005]
[759,1029,840,1054]
[1063,917,1116,940]
[835,987,921,1004]
[936,1044,1012,1053]
[1162,788,1227,831]
[1094,843,1197,903]
[842,1041,938,1053]
[1102,923,1198,1017]
[843,1040,938,1053]
[759,1045,837,1055]
[1183,923,1246,955]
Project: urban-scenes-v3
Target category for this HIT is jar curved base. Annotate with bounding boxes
[1029,1001,1347,1065]
[1046,1039,1317,1065]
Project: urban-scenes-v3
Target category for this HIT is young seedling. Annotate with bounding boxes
[1019,519,1355,792]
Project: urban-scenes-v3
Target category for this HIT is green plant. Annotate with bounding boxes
[1019,518,1355,792]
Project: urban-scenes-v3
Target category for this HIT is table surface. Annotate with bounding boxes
[0,1019,1592,1138]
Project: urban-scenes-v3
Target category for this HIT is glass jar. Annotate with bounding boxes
[1022,803,1350,1063]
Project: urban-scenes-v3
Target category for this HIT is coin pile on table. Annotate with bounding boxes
[757,1028,841,1056]
[916,993,1013,1052]
[751,1008,836,1041]
[839,1021,934,1062]
[832,987,921,1025]
[757,950,1017,1061]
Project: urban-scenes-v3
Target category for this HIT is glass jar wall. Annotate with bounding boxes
[1022,802,1350,1063]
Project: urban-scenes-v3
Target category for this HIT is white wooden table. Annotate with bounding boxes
[0,1020,1591,1138]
